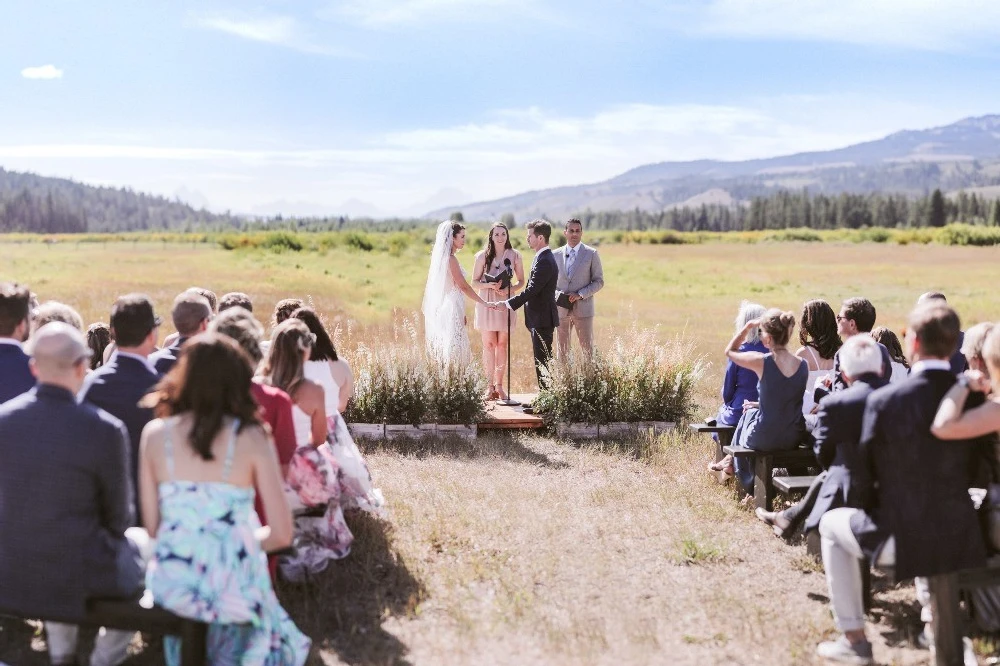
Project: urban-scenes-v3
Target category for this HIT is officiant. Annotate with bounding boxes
[554,219,604,358]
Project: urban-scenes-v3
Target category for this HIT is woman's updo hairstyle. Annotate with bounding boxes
[451,222,465,237]
[760,308,796,347]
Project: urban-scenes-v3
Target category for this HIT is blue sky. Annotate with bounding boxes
[2,0,1000,216]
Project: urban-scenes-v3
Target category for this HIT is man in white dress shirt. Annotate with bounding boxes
[553,219,604,358]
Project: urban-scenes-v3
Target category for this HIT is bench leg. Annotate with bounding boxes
[754,454,775,511]
[179,620,208,666]
[928,573,963,666]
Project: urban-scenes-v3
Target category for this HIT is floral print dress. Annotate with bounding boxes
[147,418,311,665]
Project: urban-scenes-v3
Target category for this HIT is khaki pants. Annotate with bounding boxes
[557,310,594,358]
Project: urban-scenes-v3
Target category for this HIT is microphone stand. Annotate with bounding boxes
[496,266,520,407]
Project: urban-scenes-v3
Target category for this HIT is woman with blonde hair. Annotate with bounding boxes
[260,318,353,581]
[710,308,809,492]
[472,222,525,400]
[716,300,767,427]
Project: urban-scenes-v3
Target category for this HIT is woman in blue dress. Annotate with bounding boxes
[139,333,311,665]
[716,300,767,427]
[712,308,808,493]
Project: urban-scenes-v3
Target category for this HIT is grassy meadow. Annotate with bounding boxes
[2,233,1000,664]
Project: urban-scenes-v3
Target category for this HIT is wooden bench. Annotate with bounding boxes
[0,596,208,665]
[772,475,817,497]
[689,422,736,463]
[722,444,816,510]
[927,565,1000,665]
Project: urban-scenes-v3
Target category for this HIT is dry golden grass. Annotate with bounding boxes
[3,237,998,664]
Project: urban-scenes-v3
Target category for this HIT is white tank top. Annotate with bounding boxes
[303,360,341,416]
[291,405,313,448]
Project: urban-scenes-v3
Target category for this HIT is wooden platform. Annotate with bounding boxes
[478,393,545,430]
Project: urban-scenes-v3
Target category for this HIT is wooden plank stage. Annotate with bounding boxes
[478,393,545,430]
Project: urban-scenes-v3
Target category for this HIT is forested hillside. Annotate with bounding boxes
[0,168,238,233]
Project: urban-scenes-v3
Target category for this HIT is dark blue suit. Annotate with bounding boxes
[0,385,142,621]
[149,338,186,375]
[0,342,34,404]
[79,354,159,524]
[802,373,887,533]
[508,247,560,388]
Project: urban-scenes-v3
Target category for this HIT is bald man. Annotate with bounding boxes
[0,323,144,666]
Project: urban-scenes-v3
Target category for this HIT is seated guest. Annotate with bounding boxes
[958,321,994,378]
[818,297,893,398]
[293,307,383,513]
[150,291,212,374]
[261,318,353,580]
[815,301,985,664]
[87,322,112,370]
[755,334,888,538]
[139,334,310,664]
[163,286,218,348]
[917,291,967,374]
[871,326,908,383]
[31,300,84,333]
[80,294,162,523]
[219,291,253,313]
[716,300,766,427]
[0,282,33,404]
[272,298,304,329]
[210,307,298,579]
[710,309,808,493]
[795,299,840,417]
[0,323,145,666]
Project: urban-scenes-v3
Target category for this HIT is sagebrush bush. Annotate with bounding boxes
[534,326,703,425]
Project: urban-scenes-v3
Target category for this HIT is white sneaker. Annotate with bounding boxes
[816,636,874,665]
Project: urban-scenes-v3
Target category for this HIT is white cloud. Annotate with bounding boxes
[190,12,351,56]
[21,64,64,80]
[332,0,549,27]
[695,0,1000,51]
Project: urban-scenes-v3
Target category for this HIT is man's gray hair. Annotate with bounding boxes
[961,322,995,362]
[839,333,883,379]
[28,322,91,373]
[32,301,84,333]
[735,300,766,344]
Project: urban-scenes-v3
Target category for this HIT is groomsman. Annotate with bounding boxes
[0,282,34,404]
[554,219,604,358]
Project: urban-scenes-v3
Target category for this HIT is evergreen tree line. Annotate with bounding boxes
[572,189,1000,232]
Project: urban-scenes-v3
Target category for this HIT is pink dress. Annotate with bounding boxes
[474,248,520,332]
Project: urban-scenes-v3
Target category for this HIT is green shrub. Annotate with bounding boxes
[344,231,374,252]
[534,326,703,425]
[429,362,487,425]
[934,224,1000,246]
[761,229,821,243]
[853,227,891,243]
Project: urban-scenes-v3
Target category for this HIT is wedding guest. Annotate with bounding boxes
[219,291,253,313]
[0,282,34,404]
[917,291,967,374]
[710,309,808,492]
[716,300,767,427]
[819,297,892,397]
[272,298,304,329]
[959,322,995,376]
[795,299,840,417]
[139,334,310,663]
[293,306,383,513]
[80,294,162,523]
[472,222,525,400]
[755,334,888,539]
[30,300,84,333]
[261,318,353,580]
[87,322,112,370]
[0,323,145,666]
[871,326,909,382]
[816,301,985,663]
[554,218,605,359]
[163,286,217,348]
[150,291,212,374]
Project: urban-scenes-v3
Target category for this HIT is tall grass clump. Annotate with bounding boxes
[342,317,486,425]
[534,326,704,425]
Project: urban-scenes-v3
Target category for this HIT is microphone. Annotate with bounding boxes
[503,257,513,276]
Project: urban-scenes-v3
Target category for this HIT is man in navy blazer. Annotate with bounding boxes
[0,323,144,665]
[0,282,34,404]
[815,301,985,664]
[80,294,161,524]
[494,219,560,390]
[149,290,211,374]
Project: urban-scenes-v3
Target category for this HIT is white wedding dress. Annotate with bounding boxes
[423,221,473,366]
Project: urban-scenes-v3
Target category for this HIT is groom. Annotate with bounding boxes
[491,219,559,391]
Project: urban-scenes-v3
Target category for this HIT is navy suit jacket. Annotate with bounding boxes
[853,367,986,579]
[802,373,887,533]
[149,338,186,375]
[80,354,159,524]
[0,342,34,404]
[0,385,142,621]
[508,248,559,330]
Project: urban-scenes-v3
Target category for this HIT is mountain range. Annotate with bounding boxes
[426,115,1000,221]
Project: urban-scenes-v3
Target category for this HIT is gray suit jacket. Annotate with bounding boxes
[553,243,604,318]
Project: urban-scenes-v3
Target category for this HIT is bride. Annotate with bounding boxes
[422,221,490,366]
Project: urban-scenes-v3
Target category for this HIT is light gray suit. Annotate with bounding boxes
[553,242,604,356]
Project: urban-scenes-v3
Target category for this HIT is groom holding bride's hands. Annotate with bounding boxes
[489,220,559,390]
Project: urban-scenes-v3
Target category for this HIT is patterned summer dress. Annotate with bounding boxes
[146,417,312,665]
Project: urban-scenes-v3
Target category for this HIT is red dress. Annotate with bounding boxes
[250,382,297,578]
